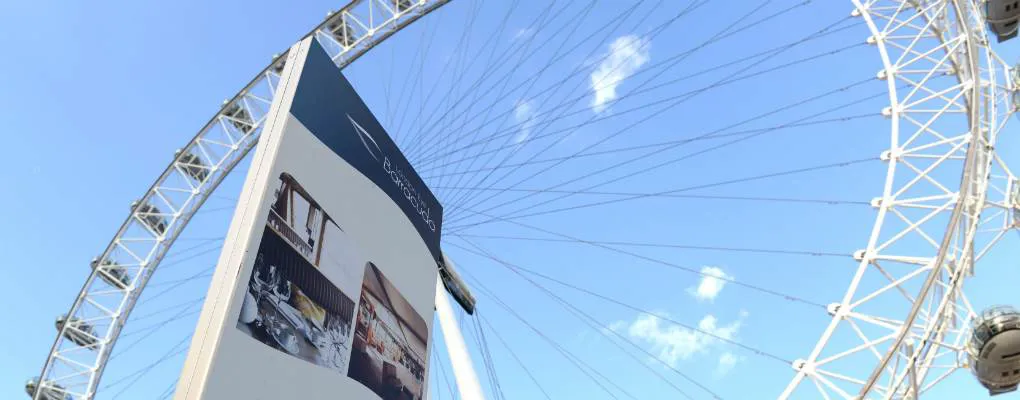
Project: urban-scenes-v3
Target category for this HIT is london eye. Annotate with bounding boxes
[13,0,1020,399]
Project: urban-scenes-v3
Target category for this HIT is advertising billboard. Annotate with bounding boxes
[174,36,441,400]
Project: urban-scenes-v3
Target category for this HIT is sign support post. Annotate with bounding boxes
[435,278,485,400]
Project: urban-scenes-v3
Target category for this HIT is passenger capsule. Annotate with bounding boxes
[91,257,130,290]
[326,19,358,47]
[271,58,286,75]
[131,201,167,235]
[967,305,1020,395]
[987,0,1020,42]
[174,149,209,182]
[55,314,99,348]
[222,102,255,134]
[1011,179,1020,227]
[393,0,413,12]
[25,377,69,400]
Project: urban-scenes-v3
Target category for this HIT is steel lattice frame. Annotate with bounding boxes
[781,0,1018,399]
[31,1,451,399]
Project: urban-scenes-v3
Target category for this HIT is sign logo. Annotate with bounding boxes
[347,113,437,233]
[348,113,382,162]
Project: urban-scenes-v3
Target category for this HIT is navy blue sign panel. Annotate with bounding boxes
[289,38,443,264]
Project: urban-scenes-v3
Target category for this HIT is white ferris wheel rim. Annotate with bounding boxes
[31,1,1019,399]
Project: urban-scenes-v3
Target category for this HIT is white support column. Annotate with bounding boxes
[435,278,486,400]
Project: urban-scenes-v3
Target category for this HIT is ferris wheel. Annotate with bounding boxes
[26,0,1020,399]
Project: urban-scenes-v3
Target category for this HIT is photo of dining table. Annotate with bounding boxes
[235,224,358,375]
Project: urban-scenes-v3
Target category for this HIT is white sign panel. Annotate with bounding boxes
[175,37,442,400]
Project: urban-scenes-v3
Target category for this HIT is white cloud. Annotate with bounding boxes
[688,266,732,302]
[513,28,536,41]
[513,100,536,144]
[589,35,651,114]
[716,352,740,376]
[605,320,628,334]
[623,312,746,367]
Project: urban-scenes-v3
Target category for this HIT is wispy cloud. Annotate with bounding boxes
[688,266,732,302]
[620,311,747,367]
[716,352,740,376]
[590,34,651,114]
[513,100,536,144]
[514,27,536,41]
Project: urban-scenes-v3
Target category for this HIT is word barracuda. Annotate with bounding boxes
[384,157,437,232]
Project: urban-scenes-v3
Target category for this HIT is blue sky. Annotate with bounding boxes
[2,0,1020,399]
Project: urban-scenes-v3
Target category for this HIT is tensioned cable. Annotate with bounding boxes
[421,37,866,183]
[159,237,222,259]
[452,233,849,258]
[428,351,442,400]
[193,204,236,215]
[146,272,213,288]
[464,318,495,399]
[406,0,568,155]
[114,309,202,355]
[439,0,777,213]
[445,36,867,223]
[425,113,876,181]
[478,318,513,400]
[475,318,506,400]
[420,14,852,209]
[431,342,459,400]
[422,0,633,188]
[435,75,876,197]
[419,0,518,157]
[467,315,507,400]
[393,1,465,146]
[173,236,229,241]
[447,157,874,232]
[442,57,876,222]
[447,77,885,226]
[440,99,875,224]
[413,0,826,168]
[452,150,877,232]
[137,267,217,307]
[107,335,192,397]
[455,263,634,399]
[394,0,488,149]
[437,187,869,207]
[450,157,875,232]
[157,240,223,267]
[156,379,176,400]
[442,36,862,220]
[447,207,829,309]
[390,9,448,142]
[407,0,626,163]
[111,303,201,358]
[476,311,555,400]
[456,237,712,399]
[206,194,239,202]
[452,239,796,367]
[437,0,692,208]
[426,108,873,180]
[125,297,205,324]
[433,0,615,202]
[387,11,441,144]
[405,0,576,160]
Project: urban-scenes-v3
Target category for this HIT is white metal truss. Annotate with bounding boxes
[31,1,451,399]
[781,0,1017,399]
